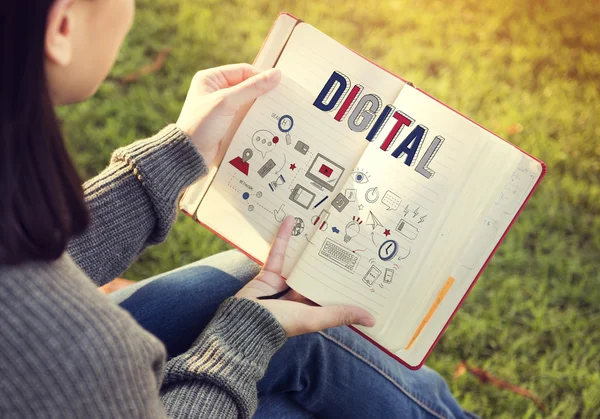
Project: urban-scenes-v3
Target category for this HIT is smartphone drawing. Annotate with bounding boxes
[362,265,382,286]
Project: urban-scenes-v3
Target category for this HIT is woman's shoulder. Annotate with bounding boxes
[0,254,167,416]
[0,254,166,397]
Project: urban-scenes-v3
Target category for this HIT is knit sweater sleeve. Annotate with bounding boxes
[161,297,287,418]
[67,125,207,286]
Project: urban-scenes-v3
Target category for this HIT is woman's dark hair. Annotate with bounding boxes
[0,2,89,265]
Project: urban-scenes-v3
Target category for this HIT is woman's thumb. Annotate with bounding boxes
[308,305,376,332]
[223,68,281,107]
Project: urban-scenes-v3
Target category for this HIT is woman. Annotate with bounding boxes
[0,0,473,417]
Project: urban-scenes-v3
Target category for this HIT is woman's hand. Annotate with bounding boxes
[236,216,376,337]
[176,63,281,165]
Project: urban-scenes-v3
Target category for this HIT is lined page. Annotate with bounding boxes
[287,85,489,338]
[198,23,404,276]
[395,153,543,366]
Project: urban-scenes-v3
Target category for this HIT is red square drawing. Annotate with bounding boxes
[319,164,333,177]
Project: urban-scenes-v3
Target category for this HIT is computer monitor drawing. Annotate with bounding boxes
[305,153,345,192]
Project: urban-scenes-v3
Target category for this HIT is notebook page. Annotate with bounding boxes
[287,85,489,336]
[197,23,404,277]
[396,153,543,367]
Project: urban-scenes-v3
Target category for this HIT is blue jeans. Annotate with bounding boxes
[110,250,474,418]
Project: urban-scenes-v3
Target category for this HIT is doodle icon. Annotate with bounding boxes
[319,238,360,272]
[305,154,345,192]
[345,188,357,202]
[294,141,310,155]
[311,210,330,231]
[268,174,286,192]
[252,129,277,158]
[278,115,294,132]
[365,211,383,230]
[344,218,361,243]
[362,265,382,286]
[378,239,398,261]
[395,219,419,240]
[319,164,333,177]
[351,169,370,184]
[331,193,350,212]
[383,268,394,284]
[397,243,411,261]
[365,187,379,203]
[258,159,276,178]
[313,195,329,209]
[292,217,305,236]
[289,184,316,209]
[285,132,292,145]
[273,204,286,222]
[382,190,402,211]
[228,148,253,176]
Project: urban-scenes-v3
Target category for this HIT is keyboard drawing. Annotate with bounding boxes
[318,238,361,273]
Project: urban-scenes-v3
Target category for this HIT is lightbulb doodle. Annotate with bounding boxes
[344,216,362,243]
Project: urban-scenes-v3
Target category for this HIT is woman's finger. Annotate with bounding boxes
[194,63,261,90]
[263,216,294,275]
[299,304,376,335]
[222,68,281,108]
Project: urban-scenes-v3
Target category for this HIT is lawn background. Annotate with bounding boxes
[59,0,600,417]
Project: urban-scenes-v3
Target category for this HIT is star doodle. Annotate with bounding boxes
[383,229,391,237]
[358,204,364,210]
[290,163,297,171]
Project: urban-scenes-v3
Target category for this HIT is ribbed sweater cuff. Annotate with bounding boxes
[161,298,287,418]
[110,125,207,240]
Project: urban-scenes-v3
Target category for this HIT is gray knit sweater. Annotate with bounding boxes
[0,125,287,418]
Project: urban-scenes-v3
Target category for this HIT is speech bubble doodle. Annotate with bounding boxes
[252,129,278,158]
[382,190,402,211]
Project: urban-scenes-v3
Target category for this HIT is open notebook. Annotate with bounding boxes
[180,13,546,369]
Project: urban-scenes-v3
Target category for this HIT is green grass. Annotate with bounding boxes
[59,0,600,416]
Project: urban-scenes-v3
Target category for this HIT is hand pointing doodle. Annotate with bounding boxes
[274,204,286,222]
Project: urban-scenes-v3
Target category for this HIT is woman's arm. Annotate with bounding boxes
[68,64,282,286]
[67,125,206,286]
